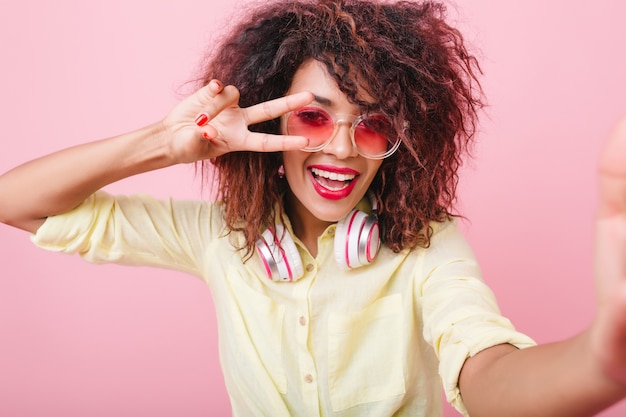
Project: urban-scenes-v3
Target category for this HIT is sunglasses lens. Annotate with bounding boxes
[287,108,334,149]
[354,115,395,157]
[287,108,399,158]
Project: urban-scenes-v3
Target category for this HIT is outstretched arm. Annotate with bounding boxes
[458,118,626,417]
[0,81,312,233]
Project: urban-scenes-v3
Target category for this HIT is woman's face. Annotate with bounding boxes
[281,59,383,229]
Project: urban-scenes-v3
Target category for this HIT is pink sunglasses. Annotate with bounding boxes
[286,106,401,159]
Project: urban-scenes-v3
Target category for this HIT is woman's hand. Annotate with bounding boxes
[161,80,314,164]
[592,117,626,386]
[0,80,312,233]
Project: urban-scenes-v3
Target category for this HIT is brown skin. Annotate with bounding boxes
[2,0,626,414]
[1,76,626,416]
[281,59,384,257]
[0,81,313,233]
[203,0,484,257]
[458,119,626,416]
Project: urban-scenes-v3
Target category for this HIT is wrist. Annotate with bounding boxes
[120,122,178,174]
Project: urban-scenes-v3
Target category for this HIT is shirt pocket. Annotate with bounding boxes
[225,269,287,394]
[327,294,406,411]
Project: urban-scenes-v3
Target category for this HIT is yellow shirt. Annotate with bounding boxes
[32,191,535,417]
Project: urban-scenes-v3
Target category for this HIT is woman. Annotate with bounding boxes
[1,0,625,416]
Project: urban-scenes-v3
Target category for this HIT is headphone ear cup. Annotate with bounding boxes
[256,225,304,282]
[334,209,381,269]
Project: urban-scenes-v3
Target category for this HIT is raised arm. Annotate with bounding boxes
[458,118,626,417]
[0,81,313,233]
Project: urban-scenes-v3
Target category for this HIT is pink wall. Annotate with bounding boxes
[1,1,625,416]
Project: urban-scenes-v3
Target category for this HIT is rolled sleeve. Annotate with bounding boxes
[31,191,115,256]
[418,222,536,416]
[31,191,213,278]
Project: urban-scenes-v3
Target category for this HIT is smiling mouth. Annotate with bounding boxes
[310,167,356,191]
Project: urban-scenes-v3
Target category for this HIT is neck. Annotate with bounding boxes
[284,193,332,258]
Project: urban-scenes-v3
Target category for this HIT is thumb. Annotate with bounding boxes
[598,117,626,218]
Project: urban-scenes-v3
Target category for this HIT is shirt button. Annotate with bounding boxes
[305,263,314,272]
[304,374,314,383]
[298,316,307,326]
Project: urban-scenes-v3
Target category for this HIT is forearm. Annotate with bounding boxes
[0,83,314,234]
[460,331,626,417]
[0,122,173,233]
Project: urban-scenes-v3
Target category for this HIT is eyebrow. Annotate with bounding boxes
[312,94,333,106]
[312,93,378,113]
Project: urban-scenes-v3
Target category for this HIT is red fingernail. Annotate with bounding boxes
[202,131,212,140]
[195,113,209,126]
[212,80,222,89]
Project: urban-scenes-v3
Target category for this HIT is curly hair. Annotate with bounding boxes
[199,0,483,257]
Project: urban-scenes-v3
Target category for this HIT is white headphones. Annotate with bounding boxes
[255,194,381,282]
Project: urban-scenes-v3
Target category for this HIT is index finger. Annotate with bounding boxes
[243,91,314,125]
[243,131,310,153]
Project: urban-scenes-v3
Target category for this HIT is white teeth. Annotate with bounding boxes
[311,167,355,181]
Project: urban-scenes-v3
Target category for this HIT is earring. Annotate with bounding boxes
[278,164,285,179]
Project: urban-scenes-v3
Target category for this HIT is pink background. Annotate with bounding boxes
[1,0,625,416]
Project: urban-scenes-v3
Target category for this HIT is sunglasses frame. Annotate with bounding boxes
[285,106,402,160]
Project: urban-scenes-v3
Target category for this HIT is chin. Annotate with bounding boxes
[311,206,354,223]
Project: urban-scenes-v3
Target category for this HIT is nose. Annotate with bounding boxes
[322,122,358,159]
